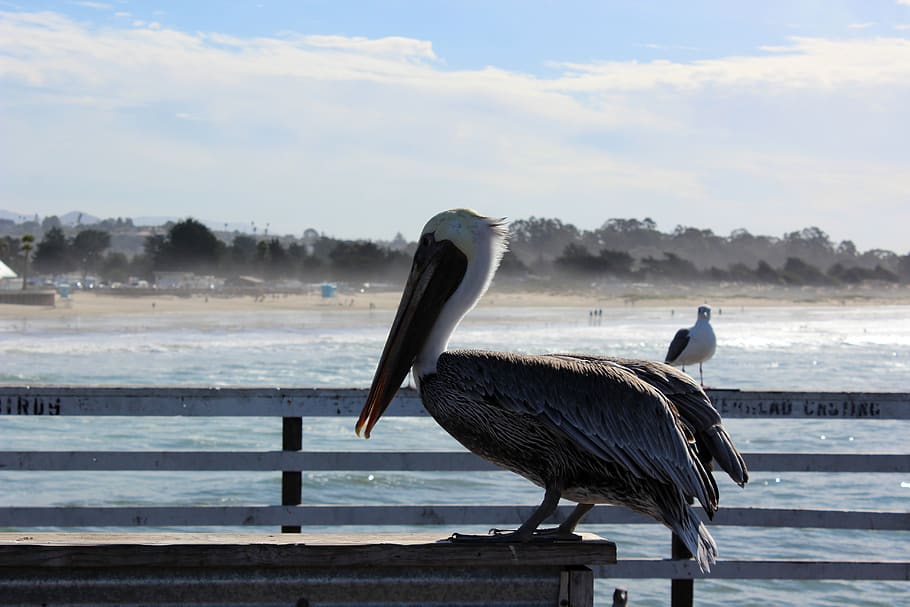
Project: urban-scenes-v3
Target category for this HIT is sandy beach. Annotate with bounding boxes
[1,282,908,321]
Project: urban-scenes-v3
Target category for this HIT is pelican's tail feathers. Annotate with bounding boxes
[667,504,717,574]
[694,521,718,573]
[703,425,749,487]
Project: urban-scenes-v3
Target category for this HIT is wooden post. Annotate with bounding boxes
[281,416,302,533]
[671,533,693,607]
[558,566,594,607]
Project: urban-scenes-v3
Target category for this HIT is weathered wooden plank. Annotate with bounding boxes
[0,532,616,568]
[742,452,910,473]
[0,450,496,471]
[597,560,910,581]
[708,389,910,419]
[1,506,906,530]
[1,387,908,418]
[2,450,907,473]
[705,507,910,530]
[0,386,406,417]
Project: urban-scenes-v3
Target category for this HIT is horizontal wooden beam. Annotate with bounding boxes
[2,450,907,473]
[0,505,906,530]
[1,387,908,418]
[0,535,905,582]
[597,559,910,581]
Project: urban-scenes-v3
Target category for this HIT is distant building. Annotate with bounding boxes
[224,275,265,288]
[0,259,16,279]
[153,272,223,290]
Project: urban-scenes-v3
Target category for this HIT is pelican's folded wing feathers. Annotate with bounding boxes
[442,350,718,514]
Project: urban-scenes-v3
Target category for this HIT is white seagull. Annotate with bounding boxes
[664,305,717,386]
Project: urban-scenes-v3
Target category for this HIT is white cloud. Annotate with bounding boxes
[0,10,907,250]
[551,37,910,91]
[637,42,701,51]
[848,22,876,29]
[69,1,112,9]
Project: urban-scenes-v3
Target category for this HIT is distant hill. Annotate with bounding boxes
[132,216,179,227]
[134,216,251,233]
[0,210,250,234]
[59,211,101,226]
[0,209,33,222]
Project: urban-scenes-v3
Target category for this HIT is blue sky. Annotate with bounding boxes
[2,1,909,251]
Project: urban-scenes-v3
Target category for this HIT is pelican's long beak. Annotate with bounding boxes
[356,235,467,438]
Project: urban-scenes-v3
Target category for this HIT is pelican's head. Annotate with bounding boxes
[698,305,712,321]
[356,209,508,438]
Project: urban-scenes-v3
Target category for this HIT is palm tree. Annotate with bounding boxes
[20,234,34,291]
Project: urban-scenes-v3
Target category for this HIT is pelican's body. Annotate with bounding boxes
[357,209,747,573]
[665,306,716,385]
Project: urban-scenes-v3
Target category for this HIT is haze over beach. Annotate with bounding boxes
[2,2,909,252]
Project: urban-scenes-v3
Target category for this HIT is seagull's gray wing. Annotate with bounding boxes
[443,350,718,514]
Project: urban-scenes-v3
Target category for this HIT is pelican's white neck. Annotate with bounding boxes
[413,211,508,379]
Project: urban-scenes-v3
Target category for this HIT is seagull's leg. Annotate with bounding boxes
[532,503,594,540]
[449,486,563,543]
[699,362,704,386]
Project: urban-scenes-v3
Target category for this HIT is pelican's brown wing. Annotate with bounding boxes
[440,350,719,515]
[550,354,748,487]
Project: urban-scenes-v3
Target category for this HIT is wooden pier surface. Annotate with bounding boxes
[0,532,613,606]
[0,531,616,568]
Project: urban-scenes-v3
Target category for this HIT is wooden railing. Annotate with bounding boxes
[1,386,908,605]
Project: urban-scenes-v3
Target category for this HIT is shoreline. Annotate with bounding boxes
[1,283,909,321]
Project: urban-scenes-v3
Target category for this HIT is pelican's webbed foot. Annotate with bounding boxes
[528,526,584,541]
[447,529,526,543]
[446,527,582,543]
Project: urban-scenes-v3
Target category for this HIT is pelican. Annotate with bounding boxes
[665,306,716,386]
[356,209,747,572]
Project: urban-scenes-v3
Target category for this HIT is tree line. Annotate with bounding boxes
[2,216,908,288]
[509,217,909,286]
[0,219,413,287]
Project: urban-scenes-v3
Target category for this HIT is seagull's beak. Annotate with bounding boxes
[356,235,467,438]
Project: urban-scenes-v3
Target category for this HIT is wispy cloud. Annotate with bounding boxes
[68,1,112,9]
[551,37,910,91]
[636,42,701,51]
[848,22,876,29]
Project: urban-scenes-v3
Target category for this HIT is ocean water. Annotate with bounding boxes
[1,301,908,606]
